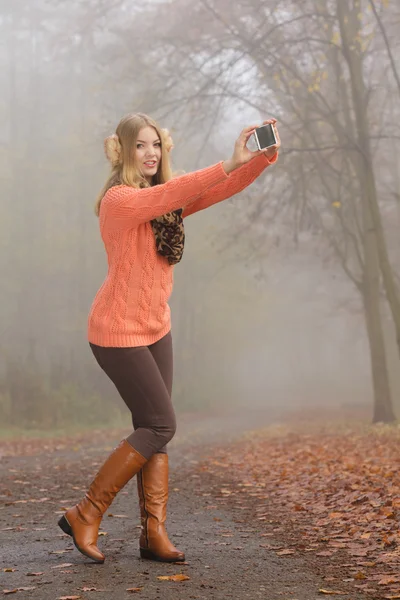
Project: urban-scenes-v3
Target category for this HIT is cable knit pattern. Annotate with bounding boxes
[137,229,156,329]
[158,261,170,327]
[87,153,278,347]
[183,152,278,217]
[111,227,135,334]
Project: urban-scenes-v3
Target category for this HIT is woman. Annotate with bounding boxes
[58,112,280,564]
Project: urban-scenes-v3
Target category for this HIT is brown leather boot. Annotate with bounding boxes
[137,453,185,562]
[58,440,147,563]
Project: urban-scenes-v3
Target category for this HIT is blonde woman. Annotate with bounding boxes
[58,113,280,564]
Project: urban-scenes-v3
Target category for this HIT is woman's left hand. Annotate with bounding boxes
[263,118,281,160]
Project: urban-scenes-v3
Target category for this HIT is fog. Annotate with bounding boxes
[1,0,400,431]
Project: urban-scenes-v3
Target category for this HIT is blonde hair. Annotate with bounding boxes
[95,113,174,216]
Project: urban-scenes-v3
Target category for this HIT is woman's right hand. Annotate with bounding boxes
[223,120,277,174]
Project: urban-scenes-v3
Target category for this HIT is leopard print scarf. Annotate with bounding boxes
[151,209,185,265]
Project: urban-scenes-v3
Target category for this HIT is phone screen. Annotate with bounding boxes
[255,124,276,150]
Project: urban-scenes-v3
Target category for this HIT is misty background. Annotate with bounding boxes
[1,0,400,431]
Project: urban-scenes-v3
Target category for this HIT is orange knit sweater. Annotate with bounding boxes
[87,152,278,347]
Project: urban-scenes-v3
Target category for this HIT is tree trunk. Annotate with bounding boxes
[362,274,396,423]
[337,0,397,422]
[338,0,400,361]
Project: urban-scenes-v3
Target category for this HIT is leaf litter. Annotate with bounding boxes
[199,421,400,599]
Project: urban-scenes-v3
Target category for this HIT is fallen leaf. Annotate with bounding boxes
[26,573,44,577]
[157,574,190,582]
[276,549,295,556]
[318,590,348,595]
[3,589,37,595]
[379,576,400,586]
[51,563,73,569]
[126,588,143,593]
[3,570,16,573]
[57,596,81,600]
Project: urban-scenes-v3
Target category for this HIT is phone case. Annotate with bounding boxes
[254,125,277,151]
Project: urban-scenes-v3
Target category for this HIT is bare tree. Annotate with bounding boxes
[115,0,400,422]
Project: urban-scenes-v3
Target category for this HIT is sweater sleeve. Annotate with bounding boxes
[101,161,229,228]
[182,152,278,218]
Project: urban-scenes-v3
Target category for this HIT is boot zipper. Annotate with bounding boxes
[139,471,149,547]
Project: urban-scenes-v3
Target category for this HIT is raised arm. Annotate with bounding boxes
[102,120,280,228]
[183,151,278,218]
[102,162,229,228]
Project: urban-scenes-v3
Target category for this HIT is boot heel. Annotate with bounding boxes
[140,547,158,561]
[58,515,72,537]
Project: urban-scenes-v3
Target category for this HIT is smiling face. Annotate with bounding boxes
[135,126,162,183]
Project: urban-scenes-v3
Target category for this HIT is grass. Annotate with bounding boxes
[0,417,131,441]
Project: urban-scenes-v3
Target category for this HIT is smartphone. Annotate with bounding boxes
[253,123,277,151]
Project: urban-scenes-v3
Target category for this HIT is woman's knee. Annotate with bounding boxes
[157,415,176,445]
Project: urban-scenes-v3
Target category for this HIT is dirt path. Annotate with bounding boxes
[0,409,368,600]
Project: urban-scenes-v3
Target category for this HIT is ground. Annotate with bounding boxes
[1,408,398,600]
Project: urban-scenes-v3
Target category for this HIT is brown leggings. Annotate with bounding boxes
[89,332,176,460]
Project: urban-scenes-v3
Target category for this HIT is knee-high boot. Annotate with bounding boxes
[137,453,185,562]
[58,440,147,563]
